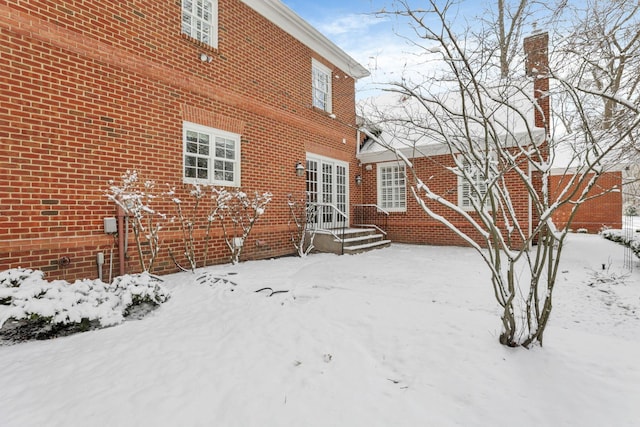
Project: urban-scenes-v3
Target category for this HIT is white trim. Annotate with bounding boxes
[183,121,241,187]
[376,161,407,212]
[312,59,332,113]
[241,0,369,80]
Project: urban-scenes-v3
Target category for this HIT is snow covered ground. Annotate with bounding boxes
[1,233,639,427]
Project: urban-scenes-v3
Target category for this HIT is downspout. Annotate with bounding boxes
[117,205,126,276]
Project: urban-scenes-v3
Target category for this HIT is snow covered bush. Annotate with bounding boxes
[108,273,170,316]
[107,170,167,273]
[623,203,637,217]
[168,185,232,272]
[107,171,271,271]
[0,268,170,342]
[601,229,624,244]
[167,184,203,273]
[219,190,272,264]
[165,185,269,268]
[602,229,640,259]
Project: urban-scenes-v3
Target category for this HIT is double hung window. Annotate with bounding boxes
[312,59,332,112]
[183,122,240,187]
[182,0,218,48]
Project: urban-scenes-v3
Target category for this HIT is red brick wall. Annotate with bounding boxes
[0,0,361,280]
[549,171,622,233]
[359,154,534,248]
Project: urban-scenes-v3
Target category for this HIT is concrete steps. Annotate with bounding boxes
[312,228,391,255]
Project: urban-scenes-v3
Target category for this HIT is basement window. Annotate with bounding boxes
[183,122,240,187]
[181,0,218,48]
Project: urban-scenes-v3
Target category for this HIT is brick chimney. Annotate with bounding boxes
[523,31,549,131]
[523,31,550,242]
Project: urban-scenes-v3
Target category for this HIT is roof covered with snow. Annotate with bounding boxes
[357,82,547,164]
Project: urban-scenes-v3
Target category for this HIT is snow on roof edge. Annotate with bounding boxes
[357,127,547,164]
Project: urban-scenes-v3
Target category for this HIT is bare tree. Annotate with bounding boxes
[167,184,203,273]
[560,0,640,134]
[482,0,533,78]
[287,193,318,257]
[555,0,640,207]
[168,184,229,273]
[366,0,640,347]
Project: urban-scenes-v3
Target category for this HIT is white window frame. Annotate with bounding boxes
[183,121,241,187]
[457,156,492,211]
[377,161,406,212]
[181,0,218,48]
[312,59,332,113]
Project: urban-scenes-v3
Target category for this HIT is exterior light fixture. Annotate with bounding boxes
[355,174,362,186]
[295,161,305,177]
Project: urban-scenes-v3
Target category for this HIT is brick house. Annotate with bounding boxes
[0,0,369,280]
[355,30,622,244]
[354,32,550,247]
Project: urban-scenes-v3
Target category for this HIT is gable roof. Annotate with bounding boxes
[242,0,370,80]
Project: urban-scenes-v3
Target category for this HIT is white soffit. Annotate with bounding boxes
[242,0,370,80]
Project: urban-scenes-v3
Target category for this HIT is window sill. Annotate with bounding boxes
[183,178,240,188]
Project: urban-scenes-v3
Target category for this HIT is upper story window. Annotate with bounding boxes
[377,162,406,212]
[182,0,218,48]
[183,122,241,187]
[312,59,332,113]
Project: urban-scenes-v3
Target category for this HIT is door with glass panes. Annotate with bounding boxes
[306,155,348,229]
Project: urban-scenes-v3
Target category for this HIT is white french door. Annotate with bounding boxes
[306,155,348,229]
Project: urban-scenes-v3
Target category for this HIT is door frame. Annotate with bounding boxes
[306,153,349,229]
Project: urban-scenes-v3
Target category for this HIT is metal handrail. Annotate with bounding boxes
[307,202,348,254]
[353,204,389,236]
[353,204,390,216]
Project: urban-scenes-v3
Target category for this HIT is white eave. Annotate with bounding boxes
[357,138,451,164]
[242,0,370,80]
